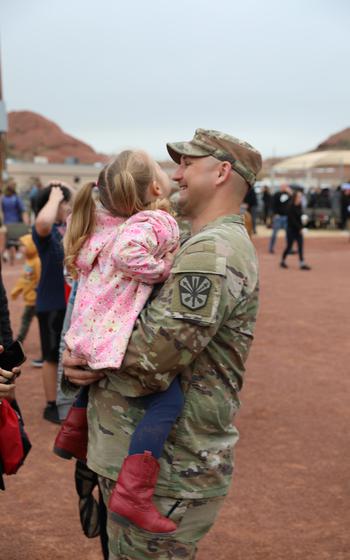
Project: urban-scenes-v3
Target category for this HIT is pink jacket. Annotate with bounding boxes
[65,205,179,369]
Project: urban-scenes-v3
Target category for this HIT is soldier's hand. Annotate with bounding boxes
[62,349,105,386]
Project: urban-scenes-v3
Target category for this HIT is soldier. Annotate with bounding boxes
[63,129,262,559]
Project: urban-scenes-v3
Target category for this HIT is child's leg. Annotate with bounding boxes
[108,377,183,533]
[53,385,89,461]
[128,376,184,459]
[17,305,36,343]
[74,385,90,408]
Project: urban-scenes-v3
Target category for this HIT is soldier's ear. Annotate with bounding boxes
[216,162,231,185]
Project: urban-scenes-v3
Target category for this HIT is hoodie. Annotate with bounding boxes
[11,235,41,306]
[65,205,179,370]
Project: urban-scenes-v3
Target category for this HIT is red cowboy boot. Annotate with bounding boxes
[53,406,88,462]
[108,451,177,535]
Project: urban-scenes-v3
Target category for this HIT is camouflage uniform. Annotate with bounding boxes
[87,213,259,559]
[98,475,225,559]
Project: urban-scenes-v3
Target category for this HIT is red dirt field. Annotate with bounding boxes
[1,235,349,560]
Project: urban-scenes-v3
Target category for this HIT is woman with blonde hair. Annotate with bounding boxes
[54,150,182,535]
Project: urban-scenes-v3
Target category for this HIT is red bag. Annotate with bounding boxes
[0,400,24,475]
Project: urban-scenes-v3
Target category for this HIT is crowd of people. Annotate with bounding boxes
[0,129,348,559]
[253,183,350,230]
[267,183,311,270]
[240,180,350,270]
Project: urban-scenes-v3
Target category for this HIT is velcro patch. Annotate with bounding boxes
[171,272,223,324]
[179,275,212,310]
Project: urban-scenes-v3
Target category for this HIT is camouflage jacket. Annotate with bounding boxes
[87,214,259,499]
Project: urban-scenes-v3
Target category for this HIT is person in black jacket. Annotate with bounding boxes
[243,186,258,233]
[0,261,17,489]
[262,185,272,225]
[269,183,291,253]
[0,260,31,491]
[280,191,311,270]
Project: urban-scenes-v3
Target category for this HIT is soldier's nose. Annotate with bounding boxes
[172,167,183,182]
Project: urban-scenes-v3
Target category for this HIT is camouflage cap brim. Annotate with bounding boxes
[166,142,213,164]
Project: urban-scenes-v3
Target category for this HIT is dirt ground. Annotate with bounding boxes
[1,234,349,560]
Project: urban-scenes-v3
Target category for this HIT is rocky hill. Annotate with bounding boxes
[6,110,350,167]
[7,111,109,164]
[316,127,350,151]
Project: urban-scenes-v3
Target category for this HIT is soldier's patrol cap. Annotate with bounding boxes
[167,128,262,188]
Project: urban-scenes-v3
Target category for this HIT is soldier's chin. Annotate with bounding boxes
[176,201,191,218]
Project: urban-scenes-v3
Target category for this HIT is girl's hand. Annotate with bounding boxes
[164,252,176,268]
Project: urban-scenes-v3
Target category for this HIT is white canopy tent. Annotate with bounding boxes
[273,150,350,171]
[271,150,350,188]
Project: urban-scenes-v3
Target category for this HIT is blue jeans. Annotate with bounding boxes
[269,215,288,252]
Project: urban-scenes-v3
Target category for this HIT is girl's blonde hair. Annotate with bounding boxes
[64,150,169,278]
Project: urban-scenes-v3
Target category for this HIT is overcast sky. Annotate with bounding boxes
[1,0,349,160]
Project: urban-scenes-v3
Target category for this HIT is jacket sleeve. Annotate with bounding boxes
[103,241,232,397]
[11,278,25,300]
[112,214,179,284]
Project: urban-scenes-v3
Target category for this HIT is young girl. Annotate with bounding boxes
[54,150,182,535]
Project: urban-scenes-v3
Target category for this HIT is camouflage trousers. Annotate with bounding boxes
[98,475,225,560]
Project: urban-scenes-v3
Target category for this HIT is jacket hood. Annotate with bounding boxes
[75,205,125,274]
[19,234,39,259]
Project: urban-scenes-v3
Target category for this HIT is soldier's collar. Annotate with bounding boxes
[198,214,244,233]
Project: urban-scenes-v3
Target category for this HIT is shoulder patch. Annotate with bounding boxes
[170,248,226,325]
[171,272,223,325]
[179,274,212,310]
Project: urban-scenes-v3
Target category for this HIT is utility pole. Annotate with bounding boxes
[0,42,8,194]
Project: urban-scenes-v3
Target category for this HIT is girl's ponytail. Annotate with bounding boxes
[111,170,144,217]
[99,151,153,218]
[64,181,96,278]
